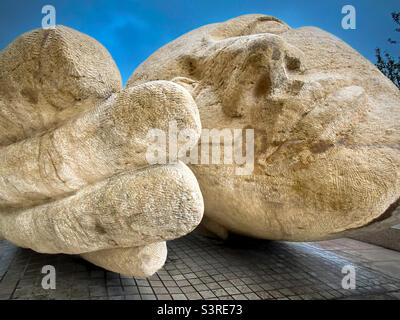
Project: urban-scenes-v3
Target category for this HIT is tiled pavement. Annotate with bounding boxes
[0,233,399,300]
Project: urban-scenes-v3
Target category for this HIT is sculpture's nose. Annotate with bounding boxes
[216,35,305,117]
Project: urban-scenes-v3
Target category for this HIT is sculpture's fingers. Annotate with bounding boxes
[81,242,167,278]
[0,162,204,254]
[0,80,201,208]
[0,25,122,146]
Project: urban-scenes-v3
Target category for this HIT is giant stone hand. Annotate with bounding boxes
[0,26,204,277]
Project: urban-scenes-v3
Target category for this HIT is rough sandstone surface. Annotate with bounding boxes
[127,14,400,241]
[0,26,204,276]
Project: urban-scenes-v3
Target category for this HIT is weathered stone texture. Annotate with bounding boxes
[128,14,400,241]
[0,26,204,276]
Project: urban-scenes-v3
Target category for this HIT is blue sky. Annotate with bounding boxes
[0,0,399,84]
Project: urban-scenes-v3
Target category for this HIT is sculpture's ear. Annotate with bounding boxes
[171,77,199,95]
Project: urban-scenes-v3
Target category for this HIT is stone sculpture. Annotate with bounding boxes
[127,14,400,241]
[0,26,204,277]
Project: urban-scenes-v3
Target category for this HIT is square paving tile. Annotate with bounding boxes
[1,235,400,300]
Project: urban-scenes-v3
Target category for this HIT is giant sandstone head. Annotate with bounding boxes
[127,14,400,241]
